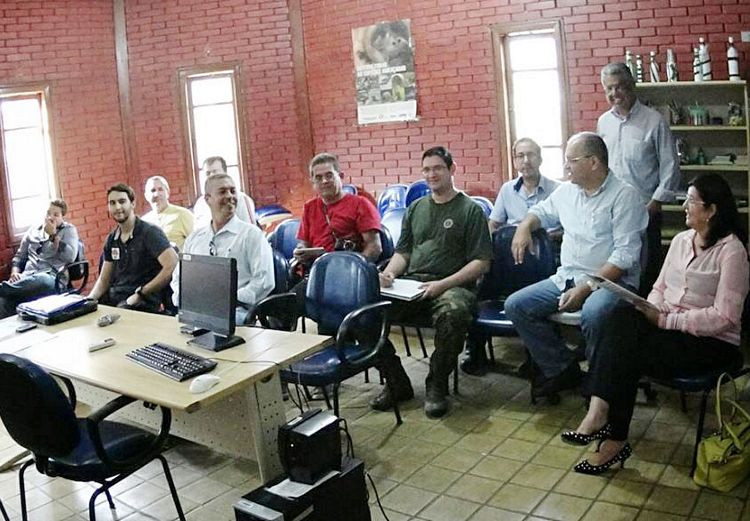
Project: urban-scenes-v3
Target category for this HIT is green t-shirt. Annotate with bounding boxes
[397,192,492,284]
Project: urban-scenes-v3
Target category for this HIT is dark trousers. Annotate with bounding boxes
[588,306,741,441]
[640,211,663,296]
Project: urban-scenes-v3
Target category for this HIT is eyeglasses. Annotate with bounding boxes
[209,239,216,256]
[684,195,707,207]
[564,155,592,165]
[513,152,539,161]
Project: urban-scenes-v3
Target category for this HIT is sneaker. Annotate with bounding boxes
[424,386,448,418]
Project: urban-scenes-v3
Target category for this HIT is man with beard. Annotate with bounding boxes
[142,175,194,249]
[89,183,178,313]
[172,173,274,323]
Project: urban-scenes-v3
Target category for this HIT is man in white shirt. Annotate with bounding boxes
[173,173,274,323]
[192,156,257,229]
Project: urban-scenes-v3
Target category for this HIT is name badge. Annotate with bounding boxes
[111,247,120,260]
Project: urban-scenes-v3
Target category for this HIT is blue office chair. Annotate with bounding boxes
[54,240,89,294]
[381,207,406,252]
[470,225,557,364]
[471,196,493,218]
[342,184,358,195]
[280,252,401,424]
[247,250,298,331]
[405,180,431,207]
[0,354,185,521]
[255,204,293,232]
[377,184,408,216]
[377,226,395,268]
[268,218,301,260]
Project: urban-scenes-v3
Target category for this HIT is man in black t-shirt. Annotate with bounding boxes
[89,183,178,313]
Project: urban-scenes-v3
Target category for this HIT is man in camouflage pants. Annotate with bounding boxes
[374,146,492,418]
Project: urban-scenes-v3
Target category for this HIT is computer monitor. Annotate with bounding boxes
[178,253,245,352]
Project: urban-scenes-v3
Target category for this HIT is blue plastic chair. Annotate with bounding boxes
[280,252,401,424]
[268,218,301,260]
[255,204,291,221]
[381,207,406,250]
[377,226,394,267]
[342,184,358,195]
[377,184,408,216]
[0,354,185,521]
[405,180,431,207]
[471,196,493,218]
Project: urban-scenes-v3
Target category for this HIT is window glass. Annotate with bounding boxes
[508,36,557,71]
[190,76,234,106]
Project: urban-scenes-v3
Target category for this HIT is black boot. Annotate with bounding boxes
[532,362,582,399]
[459,334,490,376]
[370,357,414,411]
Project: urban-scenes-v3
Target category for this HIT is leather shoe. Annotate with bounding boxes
[370,381,414,411]
[532,363,582,397]
[424,387,448,418]
[460,356,489,376]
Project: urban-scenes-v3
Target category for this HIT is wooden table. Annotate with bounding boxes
[0,306,331,480]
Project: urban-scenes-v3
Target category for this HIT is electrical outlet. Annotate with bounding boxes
[741,31,750,43]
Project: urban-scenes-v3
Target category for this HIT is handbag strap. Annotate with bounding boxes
[714,372,739,427]
[721,398,750,450]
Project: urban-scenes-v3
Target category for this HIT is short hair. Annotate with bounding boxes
[204,172,234,195]
[203,156,227,173]
[145,175,170,194]
[308,152,340,176]
[569,131,608,167]
[512,137,542,157]
[107,183,136,203]
[49,199,67,216]
[601,62,636,89]
[422,146,454,169]
[690,173,747,248]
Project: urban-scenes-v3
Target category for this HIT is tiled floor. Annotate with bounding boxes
[1,332,750,520]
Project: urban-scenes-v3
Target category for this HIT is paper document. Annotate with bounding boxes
[586,275,658,311]
[381,278,425,301]
[266,471,339,499]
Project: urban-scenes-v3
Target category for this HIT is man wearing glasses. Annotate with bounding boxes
[376,146,492,418]
[0,199,79,318]
[172,173,274,323]
[89,184,178,313]
[597,62,680,292]
[505,133,648,400]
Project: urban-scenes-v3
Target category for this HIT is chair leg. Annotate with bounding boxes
[333,383,341,417]
[103,487,115,509]
[382,366,403,426]
[486,338,495,364]
[320,385,332,410]
[453,361,459,395]
[157,455,187,521]
[416,328,428,358]
[680,391,688,413]
[400,326,412,357]
[364,369,370,383]
[18,459,33,521]
[691,389,711,477]
[0,498,9,521]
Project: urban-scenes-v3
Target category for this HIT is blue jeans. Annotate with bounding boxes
[504,278,627,378]
[0,272,57,319]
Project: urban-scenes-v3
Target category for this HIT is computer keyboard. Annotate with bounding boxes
[126,342,217,382]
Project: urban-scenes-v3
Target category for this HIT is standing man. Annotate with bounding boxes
[504,133,648,399]
[142,175,194,249]
[193,156,256,229]
[172,173,274,323]
[489,137,560,231]
[376,146,492,418]
[292,152,382,314]
[0,200,79,318]
[89,183,178,313]
[597,62,680,292]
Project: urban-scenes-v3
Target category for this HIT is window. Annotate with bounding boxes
[0,85,58,239]
[492,21,569,180]
[179,64,248,199]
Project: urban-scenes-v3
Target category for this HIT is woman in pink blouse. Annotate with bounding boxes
[560,173,749,475]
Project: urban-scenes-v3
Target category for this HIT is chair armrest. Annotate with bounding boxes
[248,292,298,330]
[86,395,172,472]
[335,301,391,370]
[55,260,90,294]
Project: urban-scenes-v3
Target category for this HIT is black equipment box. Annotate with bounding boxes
[278,408,341,484]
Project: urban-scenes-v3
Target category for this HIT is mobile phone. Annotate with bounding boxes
[16,323,38,333]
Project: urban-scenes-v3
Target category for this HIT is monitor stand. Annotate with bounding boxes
[188,331,245,352]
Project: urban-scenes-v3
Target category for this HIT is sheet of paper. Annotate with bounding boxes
[0,329,56,354]
[0,321,21,342]
[586,274,658,311]
[380,278,425,301]
[265,471,339,499]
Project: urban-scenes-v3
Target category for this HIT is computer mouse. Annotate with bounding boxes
[97,314,120,327]
[189,374,221,394]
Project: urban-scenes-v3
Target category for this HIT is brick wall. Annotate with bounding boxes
[299,0,750,198]
[0,0,125,278]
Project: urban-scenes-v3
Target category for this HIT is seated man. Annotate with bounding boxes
[172,173,274,323]
[462,137,560,375]
[292,152,382,314]
[376,146,492,418]
[89,183,178,313]
[193,156,256,228]
[0,199,79,318]
[142,175,194,249]
[504,132,648,399]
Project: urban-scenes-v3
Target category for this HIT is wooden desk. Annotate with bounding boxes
[0,306,331,480]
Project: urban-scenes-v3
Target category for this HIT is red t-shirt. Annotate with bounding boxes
[297,194,381,252]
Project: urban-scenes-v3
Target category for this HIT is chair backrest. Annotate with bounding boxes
[342,184,358,195]
[405,180,431,207]
[271,249,290,294]
[381,207,406,249]
[0,354,79,457]
[478,225,557,300]
[471,196,493,218]
[255,204,291,220]
[268,218,301,260]
[377,184,408,216]
[305,252,381,334]
[377,226,394,265]
[68,240,87,280]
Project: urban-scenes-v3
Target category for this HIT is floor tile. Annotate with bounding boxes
[599,479,655,508]
[418,495,479,521]
[581,501,639,521]
[381,484,437,516]
[533,492,592,521]
[510,463,566,490]
[445,473,503,503]
[692,490,744,521]
[553,471,608,499]
[468,505,525,521]
[404,465,462,494]
[488,482,546,514]
[644,485,698,516]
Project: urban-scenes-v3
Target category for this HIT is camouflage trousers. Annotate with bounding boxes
[384,286,477,393]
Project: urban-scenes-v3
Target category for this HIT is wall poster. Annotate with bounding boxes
[352,19,417,125]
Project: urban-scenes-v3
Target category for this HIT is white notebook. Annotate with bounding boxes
[380,278,425,301]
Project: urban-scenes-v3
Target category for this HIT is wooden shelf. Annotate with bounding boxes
[637,80,746,88]
[680,164,748,172]
[671,125,746,131]
[663,205,748,214]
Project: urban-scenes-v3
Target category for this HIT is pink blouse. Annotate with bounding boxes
[648,229,749,345]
